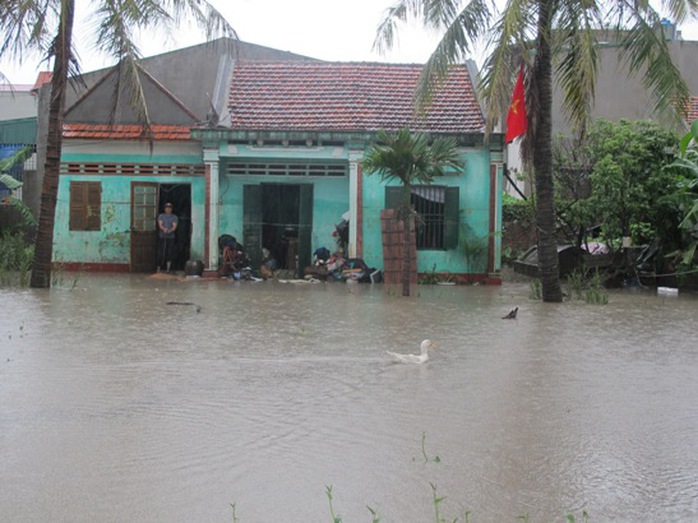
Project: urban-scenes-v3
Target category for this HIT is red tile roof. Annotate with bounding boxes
[687,97,698,123]
[62,123,192,141]
[228,62,485,134]
[33,71,52,90]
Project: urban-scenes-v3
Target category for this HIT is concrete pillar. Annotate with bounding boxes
[348,151,362,258]
[204,148,220,271]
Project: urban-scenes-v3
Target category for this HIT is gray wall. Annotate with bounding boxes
[552,40,698,134]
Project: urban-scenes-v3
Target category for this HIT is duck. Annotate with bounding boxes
[386,339,438,364]
[502,307,518,319]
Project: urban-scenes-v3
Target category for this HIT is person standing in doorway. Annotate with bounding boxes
[157,202,178,272]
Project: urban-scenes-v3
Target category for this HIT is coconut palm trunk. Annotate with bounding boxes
[531,0,563,302]
[30,0,74,288]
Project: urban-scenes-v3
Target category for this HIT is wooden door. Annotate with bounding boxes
[130,182,158,272]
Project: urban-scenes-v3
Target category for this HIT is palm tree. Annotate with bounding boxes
[1,0,237,288]
[362,128,462,296]
[374,0,692,302]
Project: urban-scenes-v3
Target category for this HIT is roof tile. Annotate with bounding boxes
[62,123,192,141]
[688,97,698,123]
[228,62,485,134]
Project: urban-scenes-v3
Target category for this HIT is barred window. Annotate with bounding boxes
[385,185,459,250]
[70,181,102,231]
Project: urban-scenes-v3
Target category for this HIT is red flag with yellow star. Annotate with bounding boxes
[505,66,527,143]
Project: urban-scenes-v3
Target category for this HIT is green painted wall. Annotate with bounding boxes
[54,150,206,265]
[53,174,207,264]
[361,147,495,273]
[53,142,500,275]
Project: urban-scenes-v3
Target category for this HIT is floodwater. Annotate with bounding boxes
[1,274,697,522]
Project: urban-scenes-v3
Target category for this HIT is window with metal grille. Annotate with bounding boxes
[70,181,102,231]
[385,185,460,250]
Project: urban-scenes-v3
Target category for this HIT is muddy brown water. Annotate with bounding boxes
[1,274,697,522]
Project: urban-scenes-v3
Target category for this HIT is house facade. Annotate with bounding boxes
[44,41,505,279]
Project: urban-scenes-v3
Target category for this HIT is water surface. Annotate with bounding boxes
[2,275,697,521]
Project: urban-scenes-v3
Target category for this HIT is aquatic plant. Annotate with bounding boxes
[326,485,342,523]
[565,269,608,304]
[420,431,441,464]
[529,278,542,300]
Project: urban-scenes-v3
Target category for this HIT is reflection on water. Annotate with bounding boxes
[2,275,698,521]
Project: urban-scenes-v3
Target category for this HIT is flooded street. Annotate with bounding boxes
[2,274,698,522]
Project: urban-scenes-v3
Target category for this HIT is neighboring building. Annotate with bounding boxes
[506,24,698,198]
[0,83,37,120]
[687,97,698,123]
[41,39,506,280]
[36,38,316,271]
[0,74,50,202]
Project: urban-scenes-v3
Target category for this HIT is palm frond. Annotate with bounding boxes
[362,128,462,189]
[478,0,531,136]
[0,0,53,59]
[614,7,690,127]
[373,0,414,55]
[659,0,698,24]
[414,0,493,111]
[553,1,601,136]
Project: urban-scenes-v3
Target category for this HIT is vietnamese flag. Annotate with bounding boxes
[505,66,527,143]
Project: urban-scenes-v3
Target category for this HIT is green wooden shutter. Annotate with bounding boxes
[243,184,263,269]
[443,186,460,249]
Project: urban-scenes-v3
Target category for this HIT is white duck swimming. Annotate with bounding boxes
[386,339,438,364]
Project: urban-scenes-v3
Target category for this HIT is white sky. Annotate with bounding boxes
[2,0,698,85]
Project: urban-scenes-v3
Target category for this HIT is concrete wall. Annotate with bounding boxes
[218,143,496,274]
[552,39,698,134]
[0,88,37,120]
[53,141,205,265]
[362,147,494,273]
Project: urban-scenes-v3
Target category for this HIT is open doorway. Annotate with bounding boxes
[242,183,313,276]
[158,184,191,271]
[262,184,300,272]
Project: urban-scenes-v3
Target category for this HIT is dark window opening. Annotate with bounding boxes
[385,185,460,250]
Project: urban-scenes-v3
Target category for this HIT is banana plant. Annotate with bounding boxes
[0,145,37,227]
[664,120,698,267]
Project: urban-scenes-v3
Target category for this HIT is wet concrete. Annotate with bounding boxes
[1,275,697,521]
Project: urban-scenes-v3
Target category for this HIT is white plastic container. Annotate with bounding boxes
[657,286,679,296]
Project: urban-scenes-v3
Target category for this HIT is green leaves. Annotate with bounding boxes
[361,128,462,189]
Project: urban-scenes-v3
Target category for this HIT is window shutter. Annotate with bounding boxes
[86,182,102,231]
[384,186,402,209]
[443,186,460,249]
[70,182,86,230]
[69,181,102,231]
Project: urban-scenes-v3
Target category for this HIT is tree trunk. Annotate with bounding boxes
[532,0,563,302]
[30,0,75,288]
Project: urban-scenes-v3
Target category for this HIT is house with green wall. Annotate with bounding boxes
[43,40,505,281]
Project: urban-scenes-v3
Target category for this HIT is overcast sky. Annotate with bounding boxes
[2,0,698,85]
